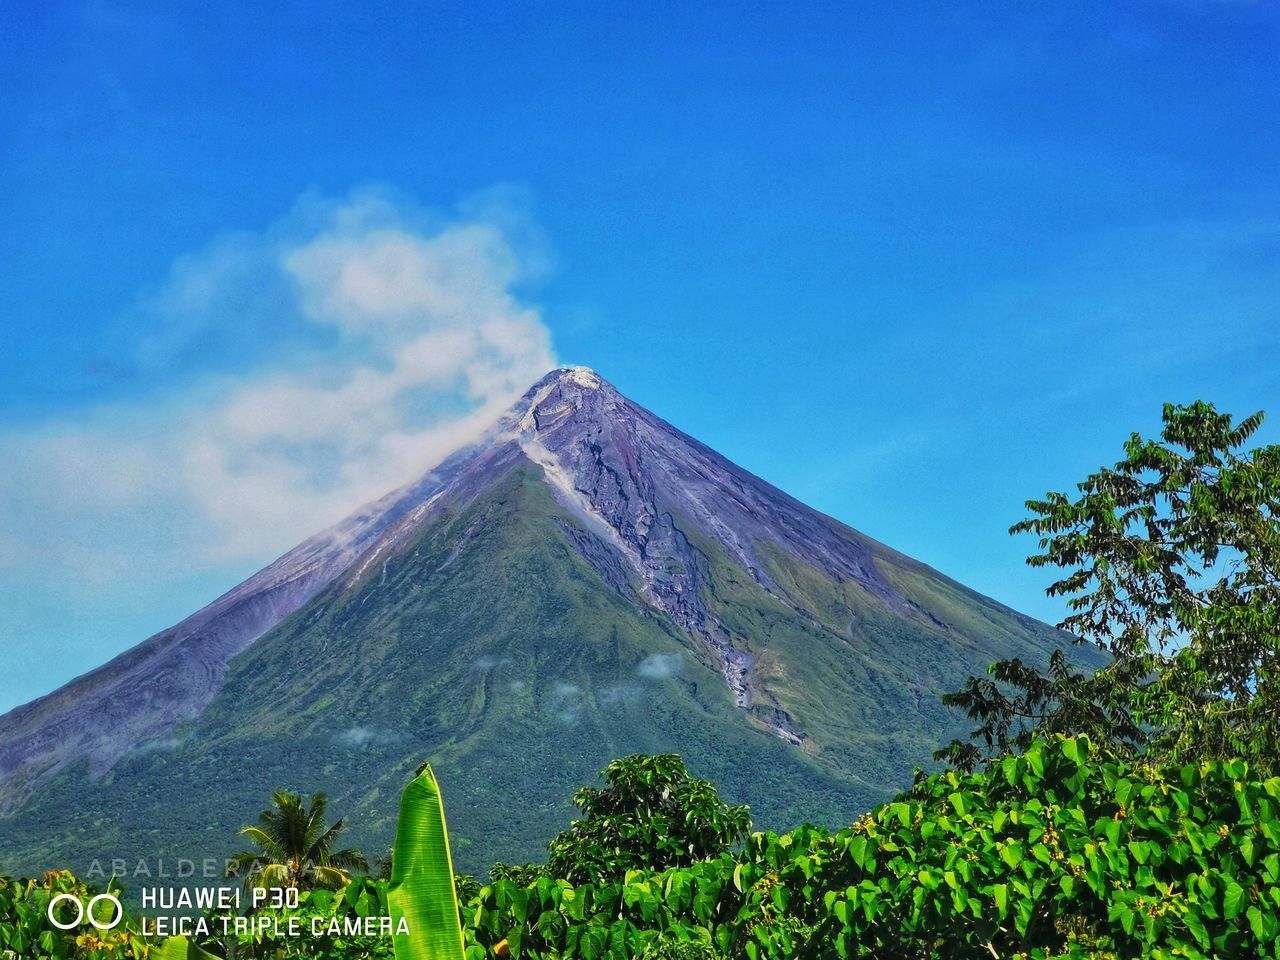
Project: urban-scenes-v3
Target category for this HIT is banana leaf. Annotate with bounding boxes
[389,761,466,960]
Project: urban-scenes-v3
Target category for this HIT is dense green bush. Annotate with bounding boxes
[0,871,150,959]
[545,754,751,887]
[220,877,395,959]
[0,872,395,960]
[464,737,1280,959]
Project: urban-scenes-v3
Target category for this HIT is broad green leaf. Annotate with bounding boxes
[992,883,1008,917]
[389,762,466,960]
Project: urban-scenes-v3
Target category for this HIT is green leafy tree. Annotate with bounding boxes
[941,401,1280,771]
[486,861,547,885]
[545,754,751,886]
[226,790,369,891]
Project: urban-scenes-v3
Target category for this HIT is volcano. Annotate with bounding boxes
[0,367,1070,874]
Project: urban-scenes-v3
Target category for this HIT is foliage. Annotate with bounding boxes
[0,871,150,959]
[226,790,369,891]
[466,737,1280,959]
[454,875,483,909]
[213,876,395,960]
[803,736,1280,959]
[545,755,751,887]
[942,401,1280,772]
[0,871,218,959]
[486,864,548,887]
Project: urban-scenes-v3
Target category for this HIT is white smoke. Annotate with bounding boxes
[0,186,557,575]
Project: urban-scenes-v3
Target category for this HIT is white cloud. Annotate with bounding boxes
[598,682,641,707]
[550,681,585,725]
[129,736,186,756]
[334,726,402,748]
[0,186,557,576]
[636,652,683,679]
[471,655,513,670]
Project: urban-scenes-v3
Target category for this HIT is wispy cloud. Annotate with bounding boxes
[471,655,514,670]
[636,652,683,680]
[0,185,557,577]
[334,726,403,749]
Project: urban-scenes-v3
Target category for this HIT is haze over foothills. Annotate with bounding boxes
[3,1,1279,713]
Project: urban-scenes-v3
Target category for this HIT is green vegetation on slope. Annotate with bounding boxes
[0,466,872,876]
[686,529,1080,799]
[0,447,1077,882]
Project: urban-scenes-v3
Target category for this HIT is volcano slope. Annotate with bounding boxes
[0,367,1078,875]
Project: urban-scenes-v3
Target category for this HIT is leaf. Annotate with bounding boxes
[1119,904,1136,937]
[1184,910,1209,948]
[1025,745,1045,781]
[1248,905,1266,941]
[888,802,911,828]
[992,883,1008,917]
[848,835,869,873]
[1241,834,1257,866]
[999,843,1024,870]
[1263,853,1280,884]
[579,924,606,960]
[1224,881,1246,920]
[389,762,467,960]
[1001,757,1019,787]
[1115,778,1134,807]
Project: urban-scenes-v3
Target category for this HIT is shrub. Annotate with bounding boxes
[466,737,1280,959]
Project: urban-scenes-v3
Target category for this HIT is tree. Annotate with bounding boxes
[226,790,369,891]
[940,401,1280,771]
[545,754,751,885]
[486,861,548,885]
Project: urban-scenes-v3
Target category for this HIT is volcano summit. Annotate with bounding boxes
[0,367,1068,873]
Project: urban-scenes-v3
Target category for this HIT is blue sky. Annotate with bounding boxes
[2,1,1278,712]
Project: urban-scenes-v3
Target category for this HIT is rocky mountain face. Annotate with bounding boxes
[0,367,1073,875]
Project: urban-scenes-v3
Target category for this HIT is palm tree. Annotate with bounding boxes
[226,790,368,890]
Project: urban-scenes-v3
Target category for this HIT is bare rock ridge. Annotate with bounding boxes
[0,366,988,814]
[502,367,910,742]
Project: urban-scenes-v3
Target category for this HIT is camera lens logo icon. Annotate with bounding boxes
[47,892,124,931]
